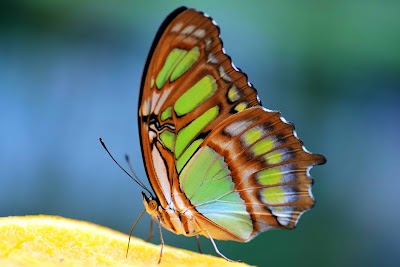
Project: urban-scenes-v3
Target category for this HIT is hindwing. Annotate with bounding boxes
[179,107,325,240]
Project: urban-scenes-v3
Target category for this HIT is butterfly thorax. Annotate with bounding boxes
[142,188,204,237]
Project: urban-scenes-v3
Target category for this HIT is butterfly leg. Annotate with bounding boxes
[195,235,203,254]
[146,218,154,242]
[157,218,164,264]
[204,229,238,262]
[126,208,146,257]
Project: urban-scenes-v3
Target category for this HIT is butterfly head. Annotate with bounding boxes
[141,192,159,216]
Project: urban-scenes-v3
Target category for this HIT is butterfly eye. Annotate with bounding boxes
[148,200,158,212]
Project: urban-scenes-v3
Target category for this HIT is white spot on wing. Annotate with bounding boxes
[151,147,172,204]
[207,53,219,64]
[193,29,206,38]
[219,66,232,82]
[205,38,212,51]
[308,182,314,200]
[302,144,313,154]
[171,22,183,33]
[306,165,314,178]
[141,98,151,116]
[182,25,195,35]
[280,115,289,124]
[270,206,294,226]
[149,130,157,141]
[231,62,239,71]
[150,92,160,113]
[154,88,172,114]
[277,216,291,226]
[224,120,253,136]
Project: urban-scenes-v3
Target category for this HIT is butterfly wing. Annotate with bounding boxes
[179,106,325,241]
[138,7,260,207]
[138,6,325,241]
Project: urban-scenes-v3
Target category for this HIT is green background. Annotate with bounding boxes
[1,1,399,266]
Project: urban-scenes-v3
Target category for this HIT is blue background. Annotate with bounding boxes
[1,1,399,266]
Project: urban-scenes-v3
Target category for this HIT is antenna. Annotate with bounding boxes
[124,154,150,193]
[99,138,152,196]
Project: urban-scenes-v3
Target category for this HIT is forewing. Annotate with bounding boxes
[138,7,261,206]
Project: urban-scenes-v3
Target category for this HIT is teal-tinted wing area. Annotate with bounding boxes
[179,106,325,241]
[180,145,253,241]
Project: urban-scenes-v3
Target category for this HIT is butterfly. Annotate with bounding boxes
[136,6,326,262]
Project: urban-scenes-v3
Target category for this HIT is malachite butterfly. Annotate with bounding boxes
[136,6,326,262]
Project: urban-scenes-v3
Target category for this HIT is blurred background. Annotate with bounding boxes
[1,1,399,266]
